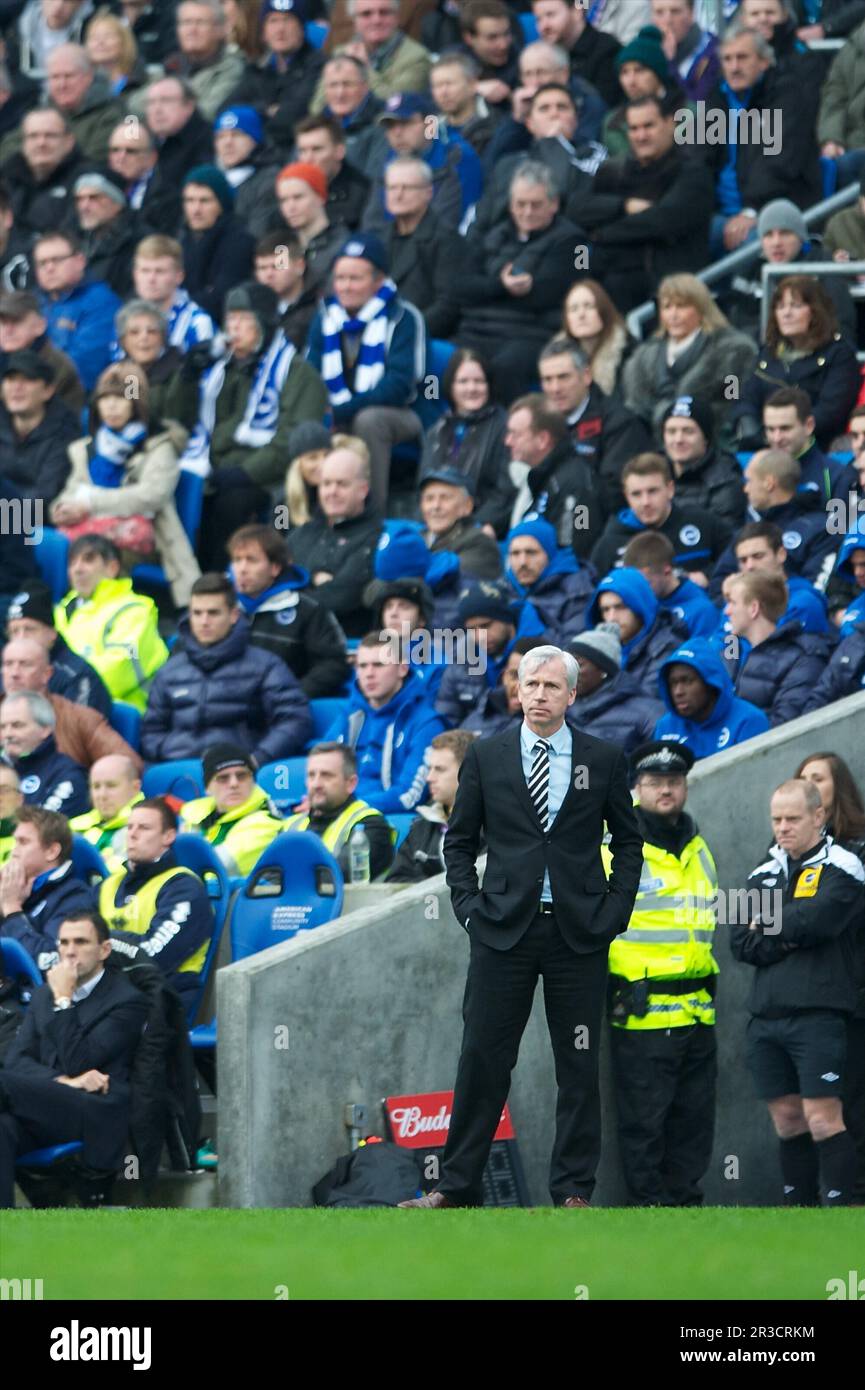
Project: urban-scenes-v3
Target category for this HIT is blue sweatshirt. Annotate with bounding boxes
[324,667,445,813]
[654,638,770,758]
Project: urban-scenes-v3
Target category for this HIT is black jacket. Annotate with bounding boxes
[75,207,141,297]
[420,404,514,538]
[382,209,462,339]
[445,723,643,953]
[141,110,214,235]
[0,859,94,972]
[667,446,747,532]
[699,67,821,212]
[387,804,449,883]
[731,836,865,1017]
[0,398,79,506]
[803,621,865,711]
[0,144,92,237]
[243,570,350,698]
[0,474,39,595]
[474,135,597,236]
[325,160,370,232]
[1,968,148,1172]
[6,733,89,817]
[48,635,113,719]
[734,335,861,452]
[227,149,283,240]
[575,146,712,285]
[518,436,603,560]
[567,382,652,517]
[142,616,313,764]
[228,43,326,154]
[567,20,622,107]
[288,506,383,638]
[590,499,731,579]
[710,494,839,601]
[181,211,255,321]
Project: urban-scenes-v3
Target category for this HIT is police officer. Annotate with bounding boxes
[732,777,865,1207]
[283,742,393,880]
[100,798,213,1008]
[605,740,720,1207]
[180,744,284,878]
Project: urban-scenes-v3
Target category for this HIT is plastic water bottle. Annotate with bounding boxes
[348,825,371,884]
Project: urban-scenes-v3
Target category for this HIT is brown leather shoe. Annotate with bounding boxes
[398,1191,457,1209]
[562,1196,591,1208]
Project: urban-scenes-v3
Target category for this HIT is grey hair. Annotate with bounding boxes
[116,299,168,339]
[510,159,559,200]
[539,334,589,371]
[774,778,823,813]
[178,0,226,22]
[47,43,93,74]
[518,645,580,692]
[520,40,569,72]
[325,52,371,81]
[722,22,777,63]
[385,155,433,186]
[2,690,56,729]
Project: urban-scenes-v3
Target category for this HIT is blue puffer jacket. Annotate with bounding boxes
[324,667,445,813]
[803,622,865,712]
[506,548,595,645]
[658,575,719,638]
[566,669,664,753]
[709,575,831,660]
[732,620,832,727]
[654,639,770,758]
[141,616,312,765]
[586,568,687,698]
[460,686,521,738]
[0,859,94,970]
[434,602,547,727]
[7,734,88,817]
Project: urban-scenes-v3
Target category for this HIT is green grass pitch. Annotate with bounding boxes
[2,1208,863,1300]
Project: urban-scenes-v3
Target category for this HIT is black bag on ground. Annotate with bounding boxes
[312,1142,422,1207]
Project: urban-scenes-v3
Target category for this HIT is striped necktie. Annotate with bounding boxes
[528,739,551,830]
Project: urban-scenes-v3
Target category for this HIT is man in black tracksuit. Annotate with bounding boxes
[732,777,865,1205]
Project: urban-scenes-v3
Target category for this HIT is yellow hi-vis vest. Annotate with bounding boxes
[54,577,168,712]
[70,794,143,872]
[0,821,14,866]
[180,787,284,878]
[99,866,208,976]
[282,799,384,861]
[603,832,719,1030]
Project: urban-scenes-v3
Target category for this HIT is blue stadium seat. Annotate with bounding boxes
[0,937,43,990]
[132,471,204,592]
[70,835,109,886]
[414,338,456,432]
[110,701,141,751]
[34,528,69,602]
[172,833,234,1023]
[230,830,344,959]
[388,813,414,848]
[142,760,205,800]
[820,156,838,198]
[256,758,307,813]
[519,12,538,42]
[306,20,328,47]
[309,697,347,741]
[16,1142,83,1167]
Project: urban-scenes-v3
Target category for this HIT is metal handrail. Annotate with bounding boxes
[759,260,865,351]
[625,182,862,341]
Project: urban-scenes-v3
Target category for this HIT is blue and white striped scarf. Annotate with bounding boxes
[180,330,297,478]
[319,278,397,407]
[167,289,216,352]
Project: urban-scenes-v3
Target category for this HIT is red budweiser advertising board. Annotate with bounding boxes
[384,1091,515,1148]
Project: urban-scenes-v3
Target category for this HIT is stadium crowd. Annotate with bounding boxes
[0,0,864,1209]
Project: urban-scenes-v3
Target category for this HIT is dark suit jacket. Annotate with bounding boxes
[3,967,147,1170]
[444,724,643,954]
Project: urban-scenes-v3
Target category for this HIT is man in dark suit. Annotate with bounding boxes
[400,643,643,1209]
[0,909,147,1207]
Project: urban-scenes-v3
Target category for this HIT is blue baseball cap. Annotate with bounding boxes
[379,92,429,123]
[262,0,308,20]
[214,106,264,145]
[336,232,389,273]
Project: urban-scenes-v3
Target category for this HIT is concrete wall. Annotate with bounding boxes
[218,692,865,1208]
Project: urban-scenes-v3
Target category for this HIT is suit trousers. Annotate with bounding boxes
[439,909,609,1206]
[609,1022,717,1207]
[0,1073,123,1208]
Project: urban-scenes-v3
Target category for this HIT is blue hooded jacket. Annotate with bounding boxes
[659,575,719,638]
[506,534,594,645]
[586,568,686,698]
[654,638,770,758]
[832,518,865,638]
[324,666,445,813]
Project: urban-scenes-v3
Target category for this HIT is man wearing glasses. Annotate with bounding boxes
[139,75,213,234]
[310,0,430,112]
[0,108,87,237]
[32,229,120,391]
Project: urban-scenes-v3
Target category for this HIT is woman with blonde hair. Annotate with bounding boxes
[561,278,631,398]
[622,272,757,439]
[85,7,147,98]
[50,361,200,607]
[283,421,332,529]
